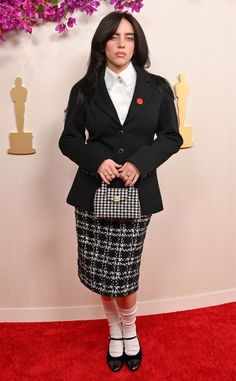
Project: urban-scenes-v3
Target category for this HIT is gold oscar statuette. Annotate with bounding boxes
[174,73,194,149]
[8,77,36,155]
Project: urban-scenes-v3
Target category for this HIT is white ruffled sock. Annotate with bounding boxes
[118,304,140,356]
[101,298,123,357]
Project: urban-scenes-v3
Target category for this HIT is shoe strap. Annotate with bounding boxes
[123,335,138,340]
[109,337,123,341]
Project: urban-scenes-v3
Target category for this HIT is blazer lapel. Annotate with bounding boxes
[93,73,121,126]
[93,66,153,127]
[124,66,153,125]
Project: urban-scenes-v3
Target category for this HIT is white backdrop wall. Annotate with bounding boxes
[0,0,235,322]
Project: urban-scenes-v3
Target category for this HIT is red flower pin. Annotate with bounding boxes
[136,97,143,105]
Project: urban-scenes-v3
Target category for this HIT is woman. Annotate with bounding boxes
[59,12,183,372]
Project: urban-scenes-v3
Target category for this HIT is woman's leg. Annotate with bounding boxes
[116,291,137,309]
[116,292,140,356]
[101,292,141,371]
[101,295,123,357]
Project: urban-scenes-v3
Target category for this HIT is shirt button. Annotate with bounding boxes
[119,129,124,135]
[118,148,124,154]
[117,76,123,84]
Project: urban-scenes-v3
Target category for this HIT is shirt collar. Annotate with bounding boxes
[105,62,137,90]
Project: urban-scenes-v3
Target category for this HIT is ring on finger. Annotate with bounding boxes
[126,172,130,177]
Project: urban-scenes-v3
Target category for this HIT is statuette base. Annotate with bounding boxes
[8,132,36,155]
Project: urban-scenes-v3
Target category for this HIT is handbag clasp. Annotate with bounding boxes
[113,195,120,203]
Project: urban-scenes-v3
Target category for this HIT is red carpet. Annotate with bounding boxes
[0,302,235,381]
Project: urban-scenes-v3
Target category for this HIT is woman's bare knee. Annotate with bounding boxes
[100,295,114,301]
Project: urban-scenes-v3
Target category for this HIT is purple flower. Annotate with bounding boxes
[0,0,144,41]
[55,23,67,33]
[67,16,76,28]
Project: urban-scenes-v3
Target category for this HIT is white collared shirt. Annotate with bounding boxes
[104,62,137,125]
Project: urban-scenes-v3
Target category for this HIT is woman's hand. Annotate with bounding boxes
[97,159,122,184]
[118,162,140,187]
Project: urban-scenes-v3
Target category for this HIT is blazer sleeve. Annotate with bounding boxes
[126,78,183,179]
[58,83,110,176]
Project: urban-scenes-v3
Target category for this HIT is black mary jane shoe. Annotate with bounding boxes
[124,336,142,371]
[107,337,124,372]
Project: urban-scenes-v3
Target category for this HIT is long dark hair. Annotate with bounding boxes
[76,11,150,106]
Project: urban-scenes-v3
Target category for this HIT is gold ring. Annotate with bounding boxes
[126,173,130,177]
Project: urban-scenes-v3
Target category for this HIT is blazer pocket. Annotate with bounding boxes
[80,168,100,181]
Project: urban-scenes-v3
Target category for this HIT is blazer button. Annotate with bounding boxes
[118,148,124,154]
[119,129,124,135]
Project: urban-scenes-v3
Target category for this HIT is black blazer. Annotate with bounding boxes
[59,66,183,215]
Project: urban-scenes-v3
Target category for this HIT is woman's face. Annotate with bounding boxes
[105,18,135,73]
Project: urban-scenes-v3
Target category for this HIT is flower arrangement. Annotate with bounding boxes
[0,0,144,41]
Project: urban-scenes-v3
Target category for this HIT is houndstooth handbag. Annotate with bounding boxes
[94,182,141,219]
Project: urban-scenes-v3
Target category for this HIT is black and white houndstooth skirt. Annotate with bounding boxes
[75,208,151,297]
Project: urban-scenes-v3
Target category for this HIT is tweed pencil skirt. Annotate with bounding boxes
[75,208,151,297]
